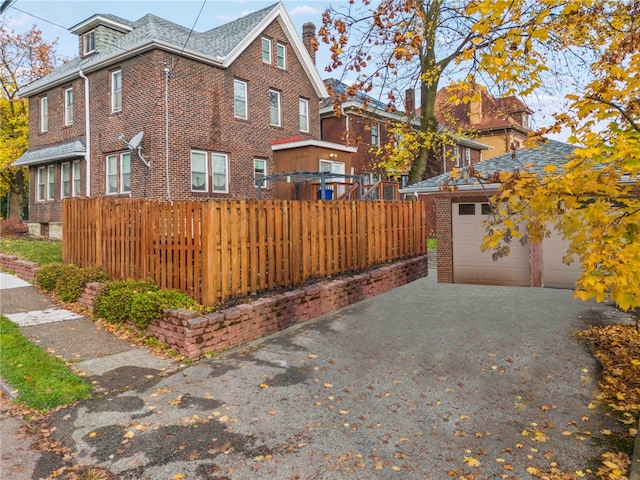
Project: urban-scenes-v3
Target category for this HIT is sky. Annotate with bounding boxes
[2,0,571,141]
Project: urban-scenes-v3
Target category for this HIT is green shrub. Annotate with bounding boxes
[94,279,158,324]
[37,263,68,292]
[129,289,200,330]
[55,266,108,303]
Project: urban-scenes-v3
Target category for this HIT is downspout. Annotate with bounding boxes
[442,143,446,173]
[78,70,91,197]
[164,66,171,201]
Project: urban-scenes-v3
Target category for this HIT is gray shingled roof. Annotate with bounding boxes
[19,3,280,96]
[403,139,576,192]
[14,140,86,166]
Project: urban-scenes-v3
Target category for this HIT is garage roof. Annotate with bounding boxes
[401,139,576,194]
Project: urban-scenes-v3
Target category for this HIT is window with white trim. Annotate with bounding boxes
[453,145,460,166]
[37,167,46,202]
[106,153,130,194]
[47,165,55,200]
[269,89,281,126]
[465,147,471,166]
[370,122,379,147]
[61,162,71,198]
[276,43,286,69]
[40,97,48,133]
[73,161,81,196]
[254,159,267,188]
[191,151,208,191]
[212,153,228,192]
[83,30,96,55]
[64,87,73,126]
[319,159,345,178]
[299,98,309,133]
[233,79,248,120]
[111,70,122,113]
[190,151,229,193]
[261,37,271,64]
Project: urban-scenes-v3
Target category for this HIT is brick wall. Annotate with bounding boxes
[435,196,453,283]
[0,254,39,282]
[26,18,324,226]
[80,255,428,358]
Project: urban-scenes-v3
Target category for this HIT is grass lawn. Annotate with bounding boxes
[0,316,92,410]
[0,238,62,265]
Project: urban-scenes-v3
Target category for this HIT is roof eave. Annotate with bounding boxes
[271,139,358,153]
[399,182,502,195]
[18,41,225,98]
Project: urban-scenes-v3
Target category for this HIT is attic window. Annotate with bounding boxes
[83,30,96,55]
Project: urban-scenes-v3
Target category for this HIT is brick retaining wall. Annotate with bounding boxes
[1,252,428,359]
[147,255,428,358]
[0,254,39,282]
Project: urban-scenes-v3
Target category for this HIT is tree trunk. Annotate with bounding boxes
[407,0,443,185]
[8,168,25,219]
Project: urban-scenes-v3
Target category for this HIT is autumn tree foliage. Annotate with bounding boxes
[484,0,640,311]
[320,0,582,183]
[0,20,57,218]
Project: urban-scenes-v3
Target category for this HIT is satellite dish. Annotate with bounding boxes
[128,131,144,150]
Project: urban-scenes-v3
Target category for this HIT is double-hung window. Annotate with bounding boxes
[106,153,131,194]
[190,151,228,193]
[40,97,48,133]
[234,79,248,120]
[37,167,46,202]
[64,87,73,126]
[212,153,228,192]
[191,151,208,191]
[47,165,55,200]
[276,43,286,69]
[299,98,309,133]
[111,70,122,113]
[61,161,81,198]
[254,159,267,188]
[269,89,281,127]
[261,38,271,64]
[453,145,460,166]
[83,30,95,55]
[370,122,379,147]
[465,147,471,166]
[61,162,71,198]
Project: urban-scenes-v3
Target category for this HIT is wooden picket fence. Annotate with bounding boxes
[63,198,427,306]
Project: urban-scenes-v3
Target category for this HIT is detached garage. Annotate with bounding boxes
[403,140,582,289]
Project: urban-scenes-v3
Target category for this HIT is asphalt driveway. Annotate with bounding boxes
[44,274,632,479]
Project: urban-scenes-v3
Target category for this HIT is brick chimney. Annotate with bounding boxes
[302,22,316,64]
[469,88,482,125]
[405,88,415,115]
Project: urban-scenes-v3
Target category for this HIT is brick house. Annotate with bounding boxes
[321,78,490,186]
[15,3,346,238]
[435,83,533,160]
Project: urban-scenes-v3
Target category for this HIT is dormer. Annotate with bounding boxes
[70,14,135,58]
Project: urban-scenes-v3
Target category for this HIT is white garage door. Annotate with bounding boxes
[452,202,529,286]
[542,228,581,289]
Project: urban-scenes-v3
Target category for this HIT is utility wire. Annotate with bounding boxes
[171,0,207,74]
[8,5,69,31]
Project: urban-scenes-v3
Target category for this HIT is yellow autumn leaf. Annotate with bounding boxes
[172,474,185,480]
[463,456,481,467]
[123,431,134,439]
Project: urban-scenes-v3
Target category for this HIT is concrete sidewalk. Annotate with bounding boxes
[0,271,179,479]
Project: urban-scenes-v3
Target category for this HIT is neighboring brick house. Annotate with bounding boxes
[15,3,337,238]
[435,83,533,160]
[320,78,490,186]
